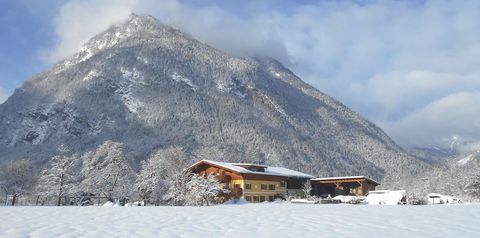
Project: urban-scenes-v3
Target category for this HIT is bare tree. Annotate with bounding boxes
[135,146,190,205]
[81,141,135,203]
[464,175,480,200]
[37,145,78,206]
[0,159,37,206]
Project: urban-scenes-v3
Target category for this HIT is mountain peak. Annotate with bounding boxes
[1,13,428,187]
[64,13,187,65]
[125,13,161,27]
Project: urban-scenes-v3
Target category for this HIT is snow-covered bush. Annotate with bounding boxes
[301,181,312,199]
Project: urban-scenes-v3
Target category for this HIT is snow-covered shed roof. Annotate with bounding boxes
[189,159,314,179]
[311,176,380,185]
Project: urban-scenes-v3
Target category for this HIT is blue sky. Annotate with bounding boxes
[1,0,480,150]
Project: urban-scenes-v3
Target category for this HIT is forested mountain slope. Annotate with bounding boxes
[0,14,429,183]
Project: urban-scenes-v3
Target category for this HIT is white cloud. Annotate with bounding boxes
[43,0,480,148]
[383,91,480,147]
[0,86,10,104]
[41,0,136,63]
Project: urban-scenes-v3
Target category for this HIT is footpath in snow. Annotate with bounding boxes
[1,203,479,238]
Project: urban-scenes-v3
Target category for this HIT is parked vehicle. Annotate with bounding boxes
[290,199,318,204]
[364,190,408,205]
[427,193,463,204]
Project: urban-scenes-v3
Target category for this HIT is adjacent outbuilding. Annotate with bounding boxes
[311,176,380,197]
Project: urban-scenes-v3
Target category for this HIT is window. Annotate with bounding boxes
[261,184,267,190]
[234,184,241,189]
[245,184,252,190]
[269,196,274,202]
[268,184,275,190]
[223,183,230,189]
[280,181,286,187]
[253,196,259,202]
[260,196,266,202]
[245,196,252,202]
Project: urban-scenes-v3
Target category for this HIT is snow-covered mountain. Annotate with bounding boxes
[410,149,480,198]
[408,146,454,166]
[0,14,429,183]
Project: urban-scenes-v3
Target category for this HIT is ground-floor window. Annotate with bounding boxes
[269,196,274,202]
[245,196,252,202]
[253,196,259,202]
[260,196,266,202]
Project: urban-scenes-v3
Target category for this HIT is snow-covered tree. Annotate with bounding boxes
[0,159,37,206]
[81,141,135,203]
[185,173,219,206]
[301,181,312,199]
[37,145,78,206]
[164,172,220,206]
[464,175,480,199]
[164,172,192,206]
[135,146,190,204]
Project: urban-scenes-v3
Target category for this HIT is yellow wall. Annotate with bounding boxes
[242,179,286,202]
[230,179,244,188]
[216,177,288,203]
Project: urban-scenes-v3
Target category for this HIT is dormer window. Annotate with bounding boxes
[232,163,267,172]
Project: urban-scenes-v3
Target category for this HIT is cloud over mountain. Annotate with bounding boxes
[34,0,480,148]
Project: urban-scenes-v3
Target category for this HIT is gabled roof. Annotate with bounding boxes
[189,159,314,179]
[231,163,268,168]
[311,176,380,185]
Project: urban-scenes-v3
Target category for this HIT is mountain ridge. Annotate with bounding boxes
[0,14,429,184]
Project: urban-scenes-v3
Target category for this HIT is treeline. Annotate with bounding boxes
[0,141,223,206]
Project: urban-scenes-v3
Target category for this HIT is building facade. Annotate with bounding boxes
[189,160,314,202]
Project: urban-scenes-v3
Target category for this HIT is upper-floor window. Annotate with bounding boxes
[261,184,267,190]
[245,184,252,190]
[280,181,286,187]
[268,184,275,190]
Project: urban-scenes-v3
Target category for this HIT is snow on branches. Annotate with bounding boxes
[464,174,480,199]
[164,172,220,206]
[80,141,135,202]
[0,159,37,205]
[135,146,190,205]
[37,145,78,206]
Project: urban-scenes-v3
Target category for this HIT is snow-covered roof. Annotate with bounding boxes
[265,167,315,179]
[189,160,314,179]
[311,176,380,185]
[231,163,268,168]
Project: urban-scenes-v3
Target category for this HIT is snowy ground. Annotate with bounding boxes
[1,203,479,238]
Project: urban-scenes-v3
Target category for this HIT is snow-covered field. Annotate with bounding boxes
[1,203,479,238]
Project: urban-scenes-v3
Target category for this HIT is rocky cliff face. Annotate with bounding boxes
[0,14,429,182]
